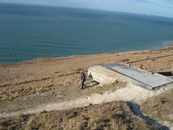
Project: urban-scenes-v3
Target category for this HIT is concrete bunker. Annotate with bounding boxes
[88,63,173,90]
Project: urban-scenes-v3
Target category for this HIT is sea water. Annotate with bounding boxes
[0,3,173,64]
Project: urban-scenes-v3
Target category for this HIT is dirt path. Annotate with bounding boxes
[1,83,173,129]
[129,102,170,130]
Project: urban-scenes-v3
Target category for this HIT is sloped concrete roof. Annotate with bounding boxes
[102,63,173,89]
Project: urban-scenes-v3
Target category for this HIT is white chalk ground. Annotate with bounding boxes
[1,83,173,129]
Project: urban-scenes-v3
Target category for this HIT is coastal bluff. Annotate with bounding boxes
[0,47,173,130]
[0,46,173,101]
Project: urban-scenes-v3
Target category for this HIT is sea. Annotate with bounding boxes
[0,3,173,64]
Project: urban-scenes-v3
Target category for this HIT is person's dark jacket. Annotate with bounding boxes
[80,72,86,81]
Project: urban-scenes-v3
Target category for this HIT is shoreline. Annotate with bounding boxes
[0,46,169,66]
[0,46,173,99]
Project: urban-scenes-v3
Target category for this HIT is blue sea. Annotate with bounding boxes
[0,3,173,64]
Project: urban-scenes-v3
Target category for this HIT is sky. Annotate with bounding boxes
[1,0,173,18]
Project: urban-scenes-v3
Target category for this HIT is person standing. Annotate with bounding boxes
[79,70,86,89]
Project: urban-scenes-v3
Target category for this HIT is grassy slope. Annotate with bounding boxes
[0,101,156,130]
[0,47,173,130]
[141,87,173,126]
[0,47,173,102]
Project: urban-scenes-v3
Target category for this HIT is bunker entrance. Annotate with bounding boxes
[155,71,173,79]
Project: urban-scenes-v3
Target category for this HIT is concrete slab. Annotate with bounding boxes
[102,63,173,89]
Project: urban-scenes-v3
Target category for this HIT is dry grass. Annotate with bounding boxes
[0,47,173,129]
[141,87,173,124]
[0,101,156,130]
[0,80,126,114]
[0,47,173,102]
[119,58,130,62]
